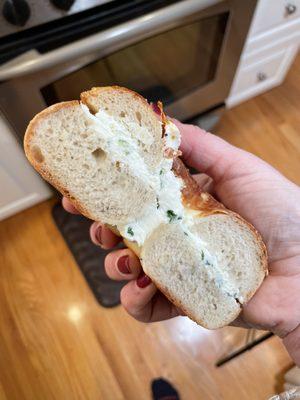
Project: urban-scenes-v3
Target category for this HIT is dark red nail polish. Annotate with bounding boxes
[117,255,131,274]
[96,226,102,245]
[136,272,152,288]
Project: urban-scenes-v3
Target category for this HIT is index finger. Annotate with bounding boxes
[62,197,80,214]
[173,119,241,183]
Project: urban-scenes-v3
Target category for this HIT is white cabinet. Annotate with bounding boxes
[0,114,51,220]
[228,44,298,106]
[227,0,300,108]
[249,0,300,35]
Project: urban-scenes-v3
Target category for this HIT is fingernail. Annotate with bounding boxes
[136,272,152,288]
[96,226,102,245]
[151,102,161,115]
[117,255,131,274]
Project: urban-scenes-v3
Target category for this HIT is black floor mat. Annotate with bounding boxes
[52,202,126,307]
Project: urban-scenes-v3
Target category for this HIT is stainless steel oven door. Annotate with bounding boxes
[0,0,256,141]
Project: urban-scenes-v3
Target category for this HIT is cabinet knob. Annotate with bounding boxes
[257,72,267,82]
[285,3,297,16]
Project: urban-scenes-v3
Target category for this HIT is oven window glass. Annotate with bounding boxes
[42,13,228,106]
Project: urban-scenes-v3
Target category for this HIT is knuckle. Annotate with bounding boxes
[120,290,136,316]
[104,254,115,277]
[120,289,151,323]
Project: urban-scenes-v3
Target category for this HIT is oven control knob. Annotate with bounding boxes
[2,0,31,27]
[50,0,75,11]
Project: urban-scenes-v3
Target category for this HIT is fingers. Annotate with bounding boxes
[105,248,157,321]
[230,315,253,329]
[62,197,80,214]
[121,283,182,322]
[90,222,121,249]
[283,325,300,367]
[104,249,142,280]
[173,119,246,183]
[120,280,157,322]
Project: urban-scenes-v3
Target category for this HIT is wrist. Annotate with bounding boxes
[283,324,300,367]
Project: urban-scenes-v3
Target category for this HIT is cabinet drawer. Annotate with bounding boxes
[250,0,300,35]
[242,29,300,66]
[245,17,300,56]
[231,50,287,95]
[227,44,298,107]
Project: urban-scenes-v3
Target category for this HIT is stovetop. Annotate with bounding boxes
[0,0,178,64]
[0,0,114,38]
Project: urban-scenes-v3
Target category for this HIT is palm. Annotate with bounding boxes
[211,151,300,336]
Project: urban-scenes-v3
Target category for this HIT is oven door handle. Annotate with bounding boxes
[0,0,221,81]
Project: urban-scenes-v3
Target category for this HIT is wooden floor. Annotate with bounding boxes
[217,54,300,186]
[0,55,299,400]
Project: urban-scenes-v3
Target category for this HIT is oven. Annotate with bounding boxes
[0,0,257,141]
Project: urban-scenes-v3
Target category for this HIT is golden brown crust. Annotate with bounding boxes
[157,101,167,138]
[80,86,151,114]
[172,157,227,215]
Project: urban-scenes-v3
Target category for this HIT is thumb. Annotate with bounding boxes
[174,119,248,183]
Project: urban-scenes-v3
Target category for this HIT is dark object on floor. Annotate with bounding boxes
[52,202,126,307]
[216,331,274,367]
[151,378,180,400]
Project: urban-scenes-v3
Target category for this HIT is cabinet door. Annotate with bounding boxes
[227,44,298,108]
[250,0,300,35]
[0,114,51,220]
